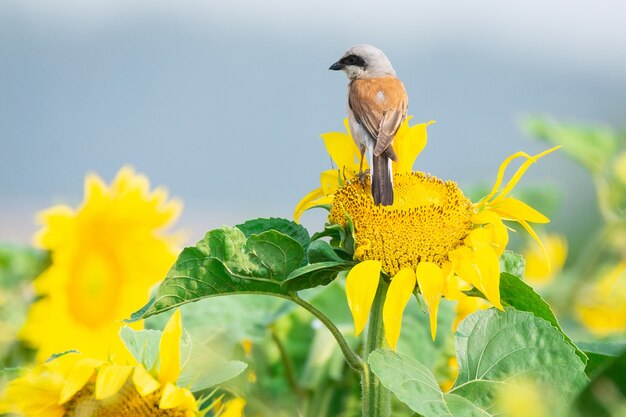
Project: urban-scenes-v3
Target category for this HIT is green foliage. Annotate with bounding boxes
[131,223,307,320]
[0,244,49,287]
[370,308,588,417]
[524,117,620,174]
[120,327,162,372]
[573,347,626,417]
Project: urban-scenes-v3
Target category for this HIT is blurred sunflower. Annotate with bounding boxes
[20,167,182,362]
[1,310,203,417]
[577,260,626,336]
[296,118,558,349]
[522,233,567,286]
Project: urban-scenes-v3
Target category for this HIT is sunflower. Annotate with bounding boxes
[20,167,182,362]
[523,233,568,286]
[296,118,558,349]
[577,260,626,336]
[0,310,201,417]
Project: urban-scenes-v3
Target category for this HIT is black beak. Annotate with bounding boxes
[329,61,344,71]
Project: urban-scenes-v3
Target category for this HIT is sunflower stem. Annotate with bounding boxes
[290,294,364,372]
[361,278,391,417]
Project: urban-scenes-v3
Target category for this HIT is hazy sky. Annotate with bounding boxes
[1,1,625,245]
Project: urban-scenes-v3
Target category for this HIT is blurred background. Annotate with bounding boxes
[1,0,625,251]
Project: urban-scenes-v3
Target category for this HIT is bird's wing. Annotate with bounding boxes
[349,77,408,157]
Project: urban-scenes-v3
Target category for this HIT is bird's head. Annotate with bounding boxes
[329,44,396,80]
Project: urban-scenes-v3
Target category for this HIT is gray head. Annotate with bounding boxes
[329,44,396,80]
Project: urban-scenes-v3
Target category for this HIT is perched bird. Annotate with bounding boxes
[329,44,408,206]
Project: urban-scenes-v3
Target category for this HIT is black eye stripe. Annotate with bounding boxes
[341,54,366,68]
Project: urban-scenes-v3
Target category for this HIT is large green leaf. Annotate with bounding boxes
[370,308,587,417]
[498,273,587,363]
[130,226,304,320]
[453,309,586,409]
[467,253,587,364]
[369,350,490,417]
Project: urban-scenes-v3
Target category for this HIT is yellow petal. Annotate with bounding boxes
[383,268,417,350]
[293,188,334,222]
[482,151,532,204]
[159,383,197,409]
[482,147,561,205]
[496,146,561,200]
[473,244,503,310]
[159,309,182,385]
[346,260,382,335]
[416,262,446,340]
[320,170,341,195]
[491,197,549,223]
[59,358,102,404]
[321,130,362,172]
[392,119,434,174]
[517,218,550,271]
[472,210,510,255]
[95,364,134,400]
[133,365,160,397]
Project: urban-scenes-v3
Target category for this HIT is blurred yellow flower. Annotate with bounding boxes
[523,234,568,286]
[20,166,182,362]
[216,398,246,417]
[577,260,626,336]
[0,310,200,417]
[305,119,559,349]
[494,376,548,417]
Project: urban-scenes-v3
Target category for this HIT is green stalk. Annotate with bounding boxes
[361,278,391,417]
[290,294,364,372]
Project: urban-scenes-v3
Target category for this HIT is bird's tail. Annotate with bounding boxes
[372,154,394,206]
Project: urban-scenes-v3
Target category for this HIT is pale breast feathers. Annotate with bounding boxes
[348,77,408,156]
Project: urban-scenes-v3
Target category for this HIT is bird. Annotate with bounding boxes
[329,44,408,206]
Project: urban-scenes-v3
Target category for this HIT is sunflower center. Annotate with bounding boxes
[65,381,187,417]
[329,172,473,275]
[67,250,122,329]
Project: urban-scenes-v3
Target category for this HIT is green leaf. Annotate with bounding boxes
[307,239,346,263]
[499,251,525,278]
[130,225,304,320]
[178,333,247,392]
[453,309,586,409]
[236,217,311,254]
[577,341,626,378]
[370,308,587,417]
[120,327,162,372]
[281,262,352,292]
[368,350,489,417]
[498,273,587,364]
[311,222,355,254]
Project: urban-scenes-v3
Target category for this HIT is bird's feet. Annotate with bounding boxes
[356,169,370,188]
